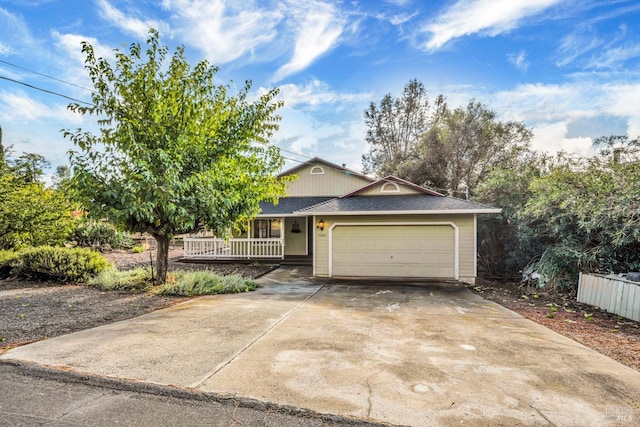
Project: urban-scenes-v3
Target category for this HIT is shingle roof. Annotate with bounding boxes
[298,195,501,214]
[258,197,335,216]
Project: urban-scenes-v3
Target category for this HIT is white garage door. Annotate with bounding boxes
[331,225,456,278]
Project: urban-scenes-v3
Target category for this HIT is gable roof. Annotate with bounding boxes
[255,160,501,217]
[299,194,501,215]
[278,157,374,181]
[341,175,444,198]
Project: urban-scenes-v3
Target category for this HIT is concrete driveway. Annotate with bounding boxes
[2,266,639,426]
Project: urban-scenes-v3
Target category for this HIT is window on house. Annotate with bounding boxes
[310,166,325,174]
[253,219,281,238]
[381,182,400,192]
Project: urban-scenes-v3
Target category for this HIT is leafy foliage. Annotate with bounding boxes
[90,268,257,295]
[476,136,640,290]
[0,249,19,278]
[362,79,531,197]
[65,30,287,284]
[0,172,75,250]
[73,219,134,249]
[152,271,257,296]
[89,267,152,291]
[9,246,111,283]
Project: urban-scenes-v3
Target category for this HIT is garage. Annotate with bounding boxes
[330,223,457,278]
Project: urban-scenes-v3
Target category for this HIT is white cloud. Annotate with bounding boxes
[51,30,115,64]
[485,77,640,156]
[602,82,640,138]
[272,80,372,108]
[556,24,640,70]
[162,0,282,64]
[530,121,594,156]
[0,92,83,123]
[508,50,529,72]
[389,11,418,26]
[96,0,169,38]
[0,7,35,54]
[421,0,562,51]
[273,1,345,82]
[556,29,603,67]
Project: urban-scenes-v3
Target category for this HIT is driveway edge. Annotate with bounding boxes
[1,359,397,427]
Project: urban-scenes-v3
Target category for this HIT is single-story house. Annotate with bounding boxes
[183,158,500,284]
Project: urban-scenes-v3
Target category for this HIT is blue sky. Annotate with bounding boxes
[1,0,640,175]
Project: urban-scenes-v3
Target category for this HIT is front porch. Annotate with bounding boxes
[183,216,314,262]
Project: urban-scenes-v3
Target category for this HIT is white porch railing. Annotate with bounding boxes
[183,238,284,259]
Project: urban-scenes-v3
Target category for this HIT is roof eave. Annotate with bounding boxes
[299,209,502,215]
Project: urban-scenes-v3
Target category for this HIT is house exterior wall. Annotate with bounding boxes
[313,214,477,283]
[284,217,307,255]
[285,164,370,197]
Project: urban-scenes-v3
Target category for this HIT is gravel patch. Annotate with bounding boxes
[0,247,275,352]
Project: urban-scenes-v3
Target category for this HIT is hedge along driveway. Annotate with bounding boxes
[2,266,640,426]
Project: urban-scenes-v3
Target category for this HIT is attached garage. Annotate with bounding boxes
[330,223,457,279]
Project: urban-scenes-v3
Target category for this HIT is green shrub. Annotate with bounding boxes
[152,271,257,296]
[12,246,111,283]
[132,245,145,253]
[89,267,152,291]
[0,249,19,278]
[72,219,134,249]
[0,174,75,250]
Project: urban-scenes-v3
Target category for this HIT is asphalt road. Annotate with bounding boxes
[0,362,386,427]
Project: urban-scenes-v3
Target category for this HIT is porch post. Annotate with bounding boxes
[280,217,285,259]
[247,220,252,258]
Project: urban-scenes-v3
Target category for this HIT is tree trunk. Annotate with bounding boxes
[154,234,170,285]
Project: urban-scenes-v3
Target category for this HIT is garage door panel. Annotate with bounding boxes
[332,225,455,278]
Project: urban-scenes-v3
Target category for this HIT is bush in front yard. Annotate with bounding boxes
[0,250,19,278]
[89,267,153,291]
[11,246,111,283]
[72,219,134,250]
[152,271,257,296]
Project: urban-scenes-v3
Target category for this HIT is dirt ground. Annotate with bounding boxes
[0,248,273,353]
[467,278,640,371]
[2,248,639,372]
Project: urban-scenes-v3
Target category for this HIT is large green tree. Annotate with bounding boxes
[65,30,287,284]
[362,79,430,177]
[476,136,640,289]
[361,80,531,197]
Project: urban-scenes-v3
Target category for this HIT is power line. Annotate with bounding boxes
[0,75,93,106]
[0,59,95,93]
[0,72,360,176]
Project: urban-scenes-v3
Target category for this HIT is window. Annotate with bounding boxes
[253,219,281,238]
[381,182,400,193]
[310,166,325,174]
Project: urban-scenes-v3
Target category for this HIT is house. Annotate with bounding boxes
[183,157,500,284]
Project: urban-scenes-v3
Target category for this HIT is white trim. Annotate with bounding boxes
[304,217,309,256]
[328,222,459,280]
[304,209,501,215]
[310,166,325,175]
[473,214,478,278]
[380,182,400,193]
[312,215,317,276]
[257,213,309,218]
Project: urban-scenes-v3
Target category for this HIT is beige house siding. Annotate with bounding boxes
[314,214,476,283]
[284,217,307,255]
[285,164,370,197]
[356,182,423,196]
